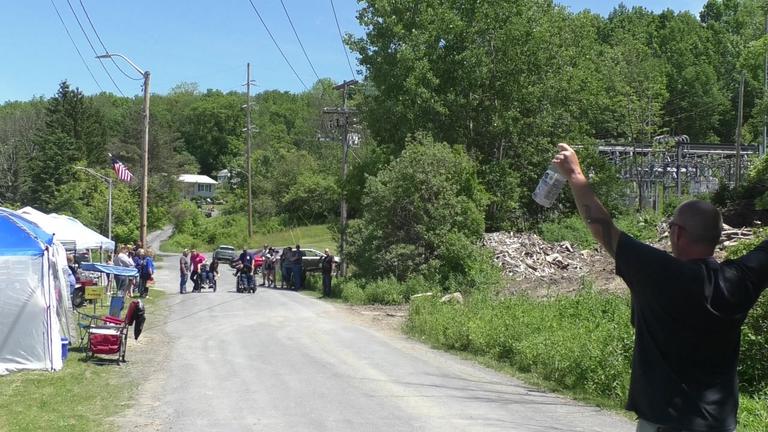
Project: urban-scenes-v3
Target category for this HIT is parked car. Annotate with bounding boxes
[213,245,237,262]
[298,248,340,274]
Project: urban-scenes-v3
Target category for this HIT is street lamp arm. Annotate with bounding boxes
[75,166,111,184]
[95,52,145,76]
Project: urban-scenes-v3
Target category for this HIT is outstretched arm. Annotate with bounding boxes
[552,143,621,258]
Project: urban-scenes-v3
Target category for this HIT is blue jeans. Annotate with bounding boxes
[322,273,332,296]
[180,272,188,293]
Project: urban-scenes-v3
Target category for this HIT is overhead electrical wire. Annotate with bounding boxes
[78,0,142,81]
[63,0,125,96]
[279,0,321,82]
[246,0,309,91]
[329,0,357,80]
[49,0,104,91]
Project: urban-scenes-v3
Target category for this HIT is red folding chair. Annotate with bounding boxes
[84,300,139,362]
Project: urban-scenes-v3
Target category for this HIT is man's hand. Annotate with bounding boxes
[554,143,621,258]
[552,143,586,185]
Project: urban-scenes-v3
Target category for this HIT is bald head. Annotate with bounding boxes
[673,200,722,249]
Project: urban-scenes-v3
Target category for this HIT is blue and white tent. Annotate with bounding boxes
[0,208,66,374]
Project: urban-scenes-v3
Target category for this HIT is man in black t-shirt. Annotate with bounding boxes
[553,143,768,432]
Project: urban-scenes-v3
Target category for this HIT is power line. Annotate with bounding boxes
[246,0,309,91]
[78,0,142,81]
[49,0,104,91]
[329,0,356,80]
[279,0,321,82]
[63,0,125,96]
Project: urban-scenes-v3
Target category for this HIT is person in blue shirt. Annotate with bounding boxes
[135,248,155,298]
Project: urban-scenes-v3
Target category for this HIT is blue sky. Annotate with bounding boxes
[1,1,706,103]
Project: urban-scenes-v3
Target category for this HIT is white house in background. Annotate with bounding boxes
[178,174,218,199]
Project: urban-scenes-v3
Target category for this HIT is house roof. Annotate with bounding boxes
[178,174,218,185]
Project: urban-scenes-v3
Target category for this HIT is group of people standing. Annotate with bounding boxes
[179,249,219,294]
[112,244,155,298]
[180,243,335,294]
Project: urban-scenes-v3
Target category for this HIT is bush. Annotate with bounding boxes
[363,277,406,305]
[346,134,489,281]
[339,278,366,304]
[540,214,595,249]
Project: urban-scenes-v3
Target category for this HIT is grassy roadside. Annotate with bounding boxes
[0,288,166,432]
[405,289,768,431]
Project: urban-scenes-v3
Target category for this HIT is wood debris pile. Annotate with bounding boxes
[659,222,756,248]
[720,225,755,248]
[483,232,592,281]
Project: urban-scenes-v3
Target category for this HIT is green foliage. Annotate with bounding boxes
[363,277,407,305]
[540,214,596,249]
[347,134,488,283]
[280,172,339,225]
[339,278,366,304]
[723,229,768,393]
[540,211,662,250]
[407,289,635,402]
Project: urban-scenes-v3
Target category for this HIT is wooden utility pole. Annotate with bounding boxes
[140,70,150,248]
[735,73,745,188]
[322,79,358,277]
[245,63,254,238]
[763,14,768,156]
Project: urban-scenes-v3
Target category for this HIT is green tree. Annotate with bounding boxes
[346,134,488,280]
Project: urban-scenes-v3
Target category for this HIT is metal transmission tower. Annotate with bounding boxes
[243,63,257,238]
[322,79,359,277]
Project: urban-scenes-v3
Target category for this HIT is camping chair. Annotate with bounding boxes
[107,295,125,318]
[75,296,124,347]
[83,300,140,363]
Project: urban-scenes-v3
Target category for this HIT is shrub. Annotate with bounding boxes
[540,214,595,249]
[346,134,489,281]
[339,278,366,304]
[363,277,406,305]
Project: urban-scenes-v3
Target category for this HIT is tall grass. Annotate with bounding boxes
[405,287,768,429]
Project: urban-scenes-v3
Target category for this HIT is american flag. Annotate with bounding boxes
[111,157,133,182]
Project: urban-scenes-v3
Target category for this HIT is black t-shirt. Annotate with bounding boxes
[615,233,768,432]
[321,254,334,274]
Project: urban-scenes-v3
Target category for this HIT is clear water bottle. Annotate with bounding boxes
[532,164,566,207]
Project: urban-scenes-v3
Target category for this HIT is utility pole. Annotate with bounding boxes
[736,73,745,188]
[95,52,149,247]
[140,70,150,248]
[244,63,254,239]
[763,14,768,156]
[322,79,358,277]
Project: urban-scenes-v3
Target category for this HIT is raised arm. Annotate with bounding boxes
[552,143,621,258]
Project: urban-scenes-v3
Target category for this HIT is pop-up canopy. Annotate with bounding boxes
[16,207,114,251]
[0,208,66,374]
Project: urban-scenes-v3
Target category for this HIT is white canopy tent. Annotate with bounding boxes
[16,207,114,251]
[0,209,67,375]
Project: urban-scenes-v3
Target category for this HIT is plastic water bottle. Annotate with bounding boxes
[532,164,566,207]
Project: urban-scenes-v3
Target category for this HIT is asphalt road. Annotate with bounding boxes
[119,254,636,432]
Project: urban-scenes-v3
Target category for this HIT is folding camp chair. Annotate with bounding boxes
[82,300,140,363]
[107,295,125,318]
[75,296,124,347]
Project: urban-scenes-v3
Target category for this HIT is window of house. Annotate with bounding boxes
[197,184,212,193]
